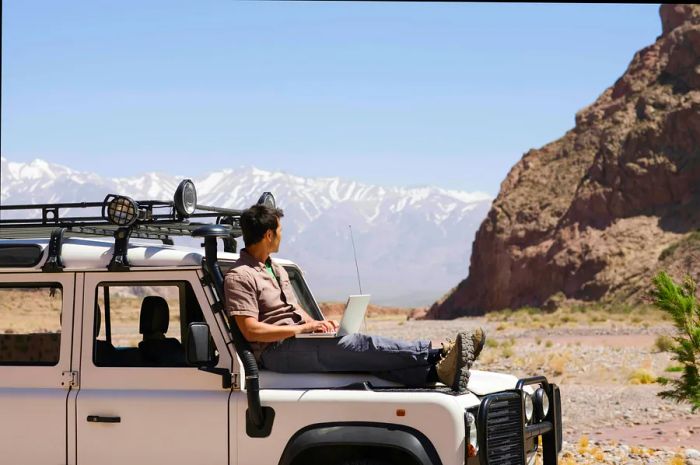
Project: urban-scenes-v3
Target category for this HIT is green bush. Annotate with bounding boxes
[650,272,700,411]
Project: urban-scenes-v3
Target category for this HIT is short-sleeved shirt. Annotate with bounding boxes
[224,249,307,355]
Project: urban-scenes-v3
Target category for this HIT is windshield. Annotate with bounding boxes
[283,265,323,320]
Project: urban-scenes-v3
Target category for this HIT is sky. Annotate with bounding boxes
[2,2,661,195]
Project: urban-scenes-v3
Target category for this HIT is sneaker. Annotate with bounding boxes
[436,331,470,392]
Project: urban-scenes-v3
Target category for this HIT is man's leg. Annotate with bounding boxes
[259,333,434,386]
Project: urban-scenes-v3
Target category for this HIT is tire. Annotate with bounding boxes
[337,460,393,465]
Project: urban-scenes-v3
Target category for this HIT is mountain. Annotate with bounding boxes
[0,157,492,306]
[429,4,700,318]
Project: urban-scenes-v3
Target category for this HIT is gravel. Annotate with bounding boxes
[368,317,699,464]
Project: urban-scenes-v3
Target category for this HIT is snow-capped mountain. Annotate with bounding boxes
[0,157,492,306]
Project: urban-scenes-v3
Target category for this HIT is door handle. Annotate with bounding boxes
[87,415,121,423]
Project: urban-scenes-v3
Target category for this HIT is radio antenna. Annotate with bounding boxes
[348,225,363,294]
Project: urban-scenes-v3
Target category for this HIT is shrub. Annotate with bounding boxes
[655,335,675,352]
[628,368,656,385]
[577,436,589,454]
[500,338,515,358]
[650,272,700,411]
[501,345,514,359]
[549,354,567,376]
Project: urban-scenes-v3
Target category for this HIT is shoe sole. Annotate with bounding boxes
[452,331,471,392]
[472,328,486,361]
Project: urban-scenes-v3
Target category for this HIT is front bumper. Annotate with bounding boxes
[474,376,562,465]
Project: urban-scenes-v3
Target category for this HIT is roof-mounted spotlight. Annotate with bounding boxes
[104,195,139,226]
[257,192,276,209]
[174,179,198,217]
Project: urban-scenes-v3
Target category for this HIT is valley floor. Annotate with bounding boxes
[366,313,699,465]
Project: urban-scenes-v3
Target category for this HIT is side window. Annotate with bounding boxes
[284,266,322,319]
[93,281,210,368]
[0,284,62,366]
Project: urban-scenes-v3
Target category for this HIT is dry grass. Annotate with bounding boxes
[549,353,569,377]
[628,368,657,385]
[577,436,590,454]
[590,447,604,462]
[484,303,667,330]
[654,335,675,352]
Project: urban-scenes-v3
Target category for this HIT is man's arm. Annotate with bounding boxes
[235,316,330,343]
[296,308,339,330]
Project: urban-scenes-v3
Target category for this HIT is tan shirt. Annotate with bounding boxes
[224,249,307,354]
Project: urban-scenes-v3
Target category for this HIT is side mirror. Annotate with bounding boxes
[186,322,214,366]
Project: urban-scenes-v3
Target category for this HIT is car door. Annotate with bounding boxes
[74,270,234,465]
[0,272,76,464]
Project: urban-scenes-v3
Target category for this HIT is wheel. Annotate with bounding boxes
[337,460,393,465]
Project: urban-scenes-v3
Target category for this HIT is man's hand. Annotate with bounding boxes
[299,319,338,334]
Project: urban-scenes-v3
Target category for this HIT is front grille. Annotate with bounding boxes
[480,391,525,465]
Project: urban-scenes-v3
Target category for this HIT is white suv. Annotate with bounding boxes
[0,180,562,465]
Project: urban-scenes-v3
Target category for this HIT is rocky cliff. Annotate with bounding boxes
[429,4,700,318]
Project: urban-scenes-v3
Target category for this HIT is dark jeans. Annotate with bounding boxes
[259,333,433,387]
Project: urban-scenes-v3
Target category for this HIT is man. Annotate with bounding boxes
[224,204,485,391]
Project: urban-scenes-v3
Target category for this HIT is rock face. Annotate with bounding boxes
[429,5,700,318]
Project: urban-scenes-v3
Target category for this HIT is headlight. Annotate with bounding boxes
[466,412,479,457]
[535,388,550,419]
[523,392,534,422]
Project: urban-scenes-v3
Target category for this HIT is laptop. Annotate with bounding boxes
[295,294,371,338]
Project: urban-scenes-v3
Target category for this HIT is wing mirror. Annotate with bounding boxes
[186,322,215,366]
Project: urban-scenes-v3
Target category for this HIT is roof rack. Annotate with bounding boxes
[0,179,277,271]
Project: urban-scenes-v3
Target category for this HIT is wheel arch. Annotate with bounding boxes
[278,422,443,465]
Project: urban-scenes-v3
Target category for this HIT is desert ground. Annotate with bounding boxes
[356,305,700,465]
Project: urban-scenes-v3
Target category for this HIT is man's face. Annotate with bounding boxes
[270,218,282,253]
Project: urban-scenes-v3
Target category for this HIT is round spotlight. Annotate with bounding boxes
[535,388,550,419]
[466,412,479,456]
[523,392,534,423]
[174,179,197,217]
[257,192,276,209]
[106,195,139,226]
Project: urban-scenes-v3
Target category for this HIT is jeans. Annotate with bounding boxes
[259,333,433,387]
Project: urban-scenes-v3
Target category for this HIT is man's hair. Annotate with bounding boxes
[240,204,285,247]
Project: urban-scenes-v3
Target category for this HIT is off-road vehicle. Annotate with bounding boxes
[0,180,562,465]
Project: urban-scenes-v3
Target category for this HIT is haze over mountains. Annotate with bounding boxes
[0,157,492,306]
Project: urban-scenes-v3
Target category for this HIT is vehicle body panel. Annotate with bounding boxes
[0,272,76,464]
[74,270,234,465]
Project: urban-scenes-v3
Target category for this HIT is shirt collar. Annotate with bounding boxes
[239,248,266,272]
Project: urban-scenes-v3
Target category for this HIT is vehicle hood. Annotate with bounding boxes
[465,370,519,396]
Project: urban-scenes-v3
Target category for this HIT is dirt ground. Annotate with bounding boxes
[363,310,700,465]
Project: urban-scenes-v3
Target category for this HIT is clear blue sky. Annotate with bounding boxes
[2,2,661,194]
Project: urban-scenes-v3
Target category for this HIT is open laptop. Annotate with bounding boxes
[295,294,371,338]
